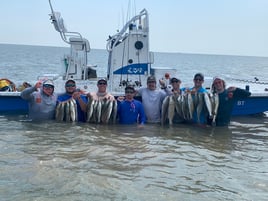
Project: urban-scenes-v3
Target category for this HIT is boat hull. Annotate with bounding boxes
[232,96,268,116]
[0,92,267,116]
[0,92,28,115]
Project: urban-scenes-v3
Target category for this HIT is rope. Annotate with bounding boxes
[227,77,268,85]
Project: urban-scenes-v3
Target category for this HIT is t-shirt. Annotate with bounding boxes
[138,88,167,123]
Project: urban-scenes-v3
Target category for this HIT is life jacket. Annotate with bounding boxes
[0,79,16,91]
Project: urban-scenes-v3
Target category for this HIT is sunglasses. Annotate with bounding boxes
[43,84,54,89]
[194,78,203,82]
[98,82,107,85]
[65,84,76,87]
[125,90,134,94]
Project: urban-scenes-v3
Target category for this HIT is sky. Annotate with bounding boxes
[1,0,268,57]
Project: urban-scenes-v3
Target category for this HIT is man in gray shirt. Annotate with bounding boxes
[137,76,168,123]
[21,79,57,121]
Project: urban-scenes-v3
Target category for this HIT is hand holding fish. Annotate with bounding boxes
[72,91,81,100]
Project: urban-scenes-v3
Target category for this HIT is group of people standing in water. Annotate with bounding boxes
[20,72,251,127]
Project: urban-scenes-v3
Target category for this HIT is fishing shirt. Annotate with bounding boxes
[21,86,57,121]
[138,88,168,123]
[57,93,88,122]
[215,88,251,126]
[117,99,146,124]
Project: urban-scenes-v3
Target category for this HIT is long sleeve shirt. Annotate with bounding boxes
[21,86,57,121]
[215,88,251,126]
[117,99,146,124]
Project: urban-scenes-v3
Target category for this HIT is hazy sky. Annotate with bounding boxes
[1,0,268,57]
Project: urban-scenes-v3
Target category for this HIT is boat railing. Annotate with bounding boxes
[106,9,148,52]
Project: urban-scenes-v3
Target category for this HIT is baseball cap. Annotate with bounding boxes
[147,76,156,83]
[43,79,54,87]
[65,79,76,85]
[170,77,181,83]
[97,78,107,84]
[194,73,204,80]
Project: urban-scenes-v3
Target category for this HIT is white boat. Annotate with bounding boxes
[0,0,268,116]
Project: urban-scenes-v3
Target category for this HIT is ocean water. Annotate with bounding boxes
[0,44,268,201]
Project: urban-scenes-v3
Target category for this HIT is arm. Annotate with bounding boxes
[20,86,36,100]
[73,92,88,112]
[138,102,146,124]
[229,87,251,99]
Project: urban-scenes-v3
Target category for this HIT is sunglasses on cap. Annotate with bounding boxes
[65,83,76,87]
[43,84,54,89]
[98,82,107,85]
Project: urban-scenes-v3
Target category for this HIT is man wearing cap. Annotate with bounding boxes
[211,76,251,126]
[189,73,208,125]
[117,85,146,126]
[57,79,88,122]
[21,79,57,121]
[168,77,183,95]
[137,75,168,123]
[87,78,115,101]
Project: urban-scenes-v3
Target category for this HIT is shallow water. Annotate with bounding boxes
[0,114,267,201]
[1,44,268,200]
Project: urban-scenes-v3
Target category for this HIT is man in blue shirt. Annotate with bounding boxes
[57,79,88,122]
[188,73,208,125]
[117,85,146,126]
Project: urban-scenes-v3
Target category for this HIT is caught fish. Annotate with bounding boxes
[111,100,117,124]
[65,100,71,122]
[101,99,114,123]
[168,95,175,125]
[69,98,77,122]
[209,93,219,126]
[196,93,204,124]
[203,92,213,119]
[87,97,95,122]
[95,100,102,123]
[55,101,65,121]
[187,93,194,120]
[161,96,170,125]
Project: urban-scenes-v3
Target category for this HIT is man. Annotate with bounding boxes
[88,78,115,101]
[86,78,116,123]
[168,77,183,95]
[57,79,88,122]
[211,76,251,126]
[21,79,57,121]
[117,85,146,126]
[137,76,168,123]
[190,73,208,125]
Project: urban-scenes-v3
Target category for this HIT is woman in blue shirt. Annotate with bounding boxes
[117,86,146,126]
